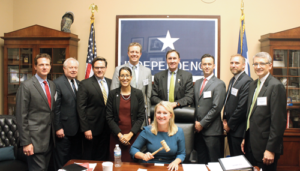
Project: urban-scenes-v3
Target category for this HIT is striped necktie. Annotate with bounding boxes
[169,72,175,102]
[100,80,107,105]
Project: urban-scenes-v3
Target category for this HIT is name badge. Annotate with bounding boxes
[203,91,212,98]
[231,87,238,96]
[257,97,267,106]
[143,79,149,86]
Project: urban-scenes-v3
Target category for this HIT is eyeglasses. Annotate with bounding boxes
[252,62,270,67]
[120,75,131,79]
[94,67,106,70]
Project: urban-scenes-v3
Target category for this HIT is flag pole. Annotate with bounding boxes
[89,3,98,54]
[240,0,245,54]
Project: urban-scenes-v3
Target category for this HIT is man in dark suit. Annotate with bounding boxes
[53,57,82,170]
[151,49,194,108]
[223,54,253,156]
[241,52,286,171]
[15,53,56,171]
[77,57,111,160]
[194,54,226,164]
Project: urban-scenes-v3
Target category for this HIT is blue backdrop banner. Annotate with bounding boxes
[116,16,220,81]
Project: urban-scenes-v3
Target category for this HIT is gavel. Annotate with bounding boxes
[152,140,170,155]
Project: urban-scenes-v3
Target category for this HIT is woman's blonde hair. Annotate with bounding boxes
[151,101,178,136]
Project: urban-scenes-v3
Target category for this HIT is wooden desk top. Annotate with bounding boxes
[64,159,212,171]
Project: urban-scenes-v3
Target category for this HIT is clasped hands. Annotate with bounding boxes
[23,143,34,156]
[118,132,133,146]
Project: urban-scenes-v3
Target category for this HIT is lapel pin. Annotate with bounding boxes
[116,94,119,97]
[178,79,180,83]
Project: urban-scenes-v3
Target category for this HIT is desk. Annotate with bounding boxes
[64,160,212,171]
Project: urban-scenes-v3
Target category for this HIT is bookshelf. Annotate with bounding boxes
[1,25,79,115]
[260,26,300,171]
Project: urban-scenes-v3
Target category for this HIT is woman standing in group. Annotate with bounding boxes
[130,101,186,171]
[106,66,145,162]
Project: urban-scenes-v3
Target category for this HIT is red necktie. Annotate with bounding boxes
[43,81,51,109]
[200,78,207,95]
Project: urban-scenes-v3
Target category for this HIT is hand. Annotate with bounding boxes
[84,130,93,140]
[195,121,203,132]
[148,118,151,125]
[223,120,230,133]
[56,129,65,138]
[263,150,275,165]
[168,160,180,171]
[119,132,133,145]
[142,152,154,161]
[170,102,177,108]
[23,144,34,156]
[241,139,245,154]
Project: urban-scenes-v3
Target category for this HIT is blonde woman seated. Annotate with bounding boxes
[130,101,185,171]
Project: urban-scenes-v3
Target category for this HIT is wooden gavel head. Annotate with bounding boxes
[151,140,171,156]
[160,140,170,152]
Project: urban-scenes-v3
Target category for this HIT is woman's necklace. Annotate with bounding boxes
[121,93,131,100]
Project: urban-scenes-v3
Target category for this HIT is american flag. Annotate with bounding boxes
[85,22,97,79]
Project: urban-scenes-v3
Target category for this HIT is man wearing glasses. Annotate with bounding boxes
[77,57,111,160]
[241,52,286,171]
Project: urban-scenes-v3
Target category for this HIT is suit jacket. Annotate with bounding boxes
[246,74,286,161]
[106,87,145,135]
[53,75,80,136]
[110,63,152,118]
[15,76,56,153]
[77,75,111,136]
[194,76,226,136]
[151,69,194,106]
[224,72,253,138]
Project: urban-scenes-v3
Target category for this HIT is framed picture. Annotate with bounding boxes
[116,15,220,81]
[131,37,144,48]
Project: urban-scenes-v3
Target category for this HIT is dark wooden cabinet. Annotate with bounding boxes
[260,26,300,171]
[1,25,79,115]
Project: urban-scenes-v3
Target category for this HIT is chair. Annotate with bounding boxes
[150,106,195,163]
[0,115,28,171]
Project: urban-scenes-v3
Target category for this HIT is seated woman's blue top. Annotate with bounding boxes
[130,126,186,163]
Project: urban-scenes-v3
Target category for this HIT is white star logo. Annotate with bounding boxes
[157,31,179,51]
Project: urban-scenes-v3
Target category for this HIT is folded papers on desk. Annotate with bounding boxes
[182,164,208,171]
[218,155,252,171]
[59,162,97,171]
[207,162,223,171]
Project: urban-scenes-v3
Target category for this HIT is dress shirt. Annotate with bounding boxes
[200,73,214,91]
[67,78,78,92]
[128,62,140,86]
[232,71,245,86]
[35,74,51,95]
[96,76,109,96]
[252,72,269,101]
[167,68,178,101]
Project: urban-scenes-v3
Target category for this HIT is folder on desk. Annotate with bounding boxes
[61,163,87,171]
[218,155,252,171]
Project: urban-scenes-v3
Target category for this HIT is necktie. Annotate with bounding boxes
[169,72,175,102]
[43,81,51,109]
[131,66,137,88]
[199,78,207,95]
[246,79,261,130]
[71,79,77,95]
[100,80,108,105]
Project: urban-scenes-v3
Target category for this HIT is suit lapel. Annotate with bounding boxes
[130,88,136,115]
[162,70,168,100]
[249,75,271,117]
[175,70,181,99]
[116,88,120,117]
[92,76,105,104]
[32,76,51,110]
[49,81,56,110]
[199,76,215,99]
[195,79,202,101]
[137,64,144,89]
[63,75,76,99]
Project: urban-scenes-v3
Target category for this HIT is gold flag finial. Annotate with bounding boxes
[89,3,98,20]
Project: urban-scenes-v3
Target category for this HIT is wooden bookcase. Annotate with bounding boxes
[260,26,300,171]
[1,25,79,115]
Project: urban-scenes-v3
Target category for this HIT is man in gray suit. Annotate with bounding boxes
[194,54,226,164]
[151,49,194,108]
[16,53,56,171]
[111,42,152,124]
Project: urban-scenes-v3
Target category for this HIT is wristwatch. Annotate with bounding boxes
[176,102,180,107]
